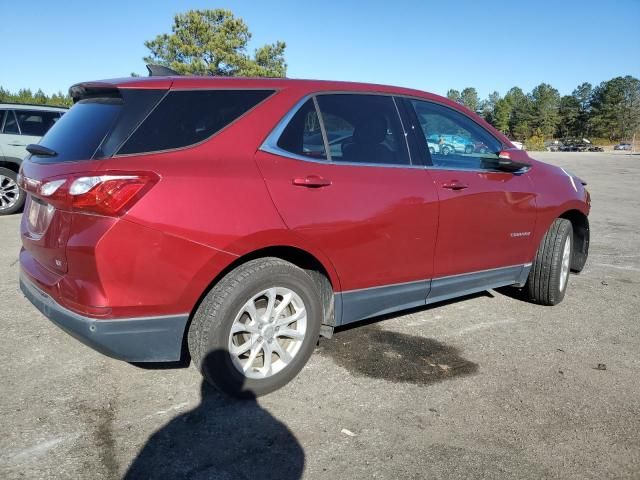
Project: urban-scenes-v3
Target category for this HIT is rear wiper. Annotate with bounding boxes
[26,144,57,157]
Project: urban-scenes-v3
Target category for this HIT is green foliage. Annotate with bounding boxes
[590,76,640,140]
[479,76,640,143]
[0,86,72,107]
[143,9,287,77]
[525,134,546,151]
[446,89,461,103]
[530,83,560,138]
[460,87,479,112]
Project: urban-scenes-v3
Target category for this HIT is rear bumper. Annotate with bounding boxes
[20,272,189,362]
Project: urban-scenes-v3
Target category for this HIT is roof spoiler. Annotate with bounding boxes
[146,64,180,77]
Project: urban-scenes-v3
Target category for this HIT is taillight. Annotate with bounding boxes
[21,172,158,216]
[69,175,153,216]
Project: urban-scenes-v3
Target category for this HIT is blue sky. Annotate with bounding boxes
[1,0,638,99]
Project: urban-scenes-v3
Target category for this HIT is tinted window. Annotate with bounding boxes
[316,94,410,165]
[37,98,123,162]
[3,110,19,134]
[276,99,327,159]
[119,90,274,155]
[410,100,502,169]
[15,110,62,136]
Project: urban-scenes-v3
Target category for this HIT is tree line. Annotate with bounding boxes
[447,76,640,146]
[2,9,638,149]
[0,86,72,107]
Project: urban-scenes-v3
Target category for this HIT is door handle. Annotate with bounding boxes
[8,143,27,147]
[441,181,468,191]
[292,175,332,188]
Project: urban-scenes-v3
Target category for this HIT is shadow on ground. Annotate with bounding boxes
[318,323,478,385]
[124,351,304,480]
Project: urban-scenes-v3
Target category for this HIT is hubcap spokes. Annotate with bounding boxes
[229,287,307,379]
[0,175,20,209]
[560,236,571,291]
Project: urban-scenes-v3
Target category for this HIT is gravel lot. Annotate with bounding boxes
[1,152,639,480]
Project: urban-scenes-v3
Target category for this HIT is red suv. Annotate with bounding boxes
[19,74,590,396]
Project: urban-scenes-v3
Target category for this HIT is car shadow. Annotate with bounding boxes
[124,350,305,480]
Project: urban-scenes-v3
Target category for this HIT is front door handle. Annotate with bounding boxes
[8,143,27,147]
[441,181,468,191]
[292,175,332,188]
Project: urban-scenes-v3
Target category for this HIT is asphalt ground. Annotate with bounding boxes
[1,151,639,479]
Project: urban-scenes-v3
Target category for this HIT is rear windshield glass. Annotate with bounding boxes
[36,98,123,163]
[117,89,274,155]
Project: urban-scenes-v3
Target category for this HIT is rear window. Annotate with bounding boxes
[36,99,124,162]
[117,90,274,155]
[34,89,165,163]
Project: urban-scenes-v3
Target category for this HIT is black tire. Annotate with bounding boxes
[188,257,323,397]
[0,167,26,216]
[441,145,451,155]
[464,145,474,154]
[526,218,573,306]
[429,147,435,155]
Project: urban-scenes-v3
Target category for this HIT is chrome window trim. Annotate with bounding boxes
[260,90,523,173]
[260,92,418,169]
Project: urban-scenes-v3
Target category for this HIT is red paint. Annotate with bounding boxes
[19,76,590,321]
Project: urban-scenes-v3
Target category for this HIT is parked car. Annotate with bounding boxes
[0,103,67,215]
[427,134,475,154]
[545,140,563,152]
[19,73,591,397]
[614,143,632,151]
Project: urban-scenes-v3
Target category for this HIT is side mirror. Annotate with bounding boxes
[483,151,531,173]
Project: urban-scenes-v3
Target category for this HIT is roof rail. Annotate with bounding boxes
[146,64,180,77]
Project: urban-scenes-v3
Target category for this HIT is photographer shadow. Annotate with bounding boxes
[124,350,304,480]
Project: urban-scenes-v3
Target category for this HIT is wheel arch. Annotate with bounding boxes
[0,159,21,173]
[182,244,340,361]
[558,209,590,272]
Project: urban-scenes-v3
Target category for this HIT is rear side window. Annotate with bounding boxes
[15,110,62,136]
[316,94,410,165]
[276,99,327,160]
[2,110,20,134]
[118,90,274,155]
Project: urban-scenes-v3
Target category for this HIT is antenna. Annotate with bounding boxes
[146,64,180,77]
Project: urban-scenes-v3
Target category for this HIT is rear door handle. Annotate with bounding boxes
[292,175,332,188]
[441,181,468,191]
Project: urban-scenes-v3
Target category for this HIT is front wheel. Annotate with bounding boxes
[0,167,25,216]
[526,218,573,305]
[188,258,323,397]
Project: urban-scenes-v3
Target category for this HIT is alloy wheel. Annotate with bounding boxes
[0,174,20,210]
[228,287,307,379]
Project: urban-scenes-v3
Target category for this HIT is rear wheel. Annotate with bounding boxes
[188,257,323,397]
[441,145,452,155]
[526,218,573,305]
[0,167,25,216]
[464,145,474,154]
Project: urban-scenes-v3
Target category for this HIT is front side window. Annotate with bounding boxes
[15,110,62,136]
[316,94,410,165]
[118,89,274,155]
[410,100,502,169]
